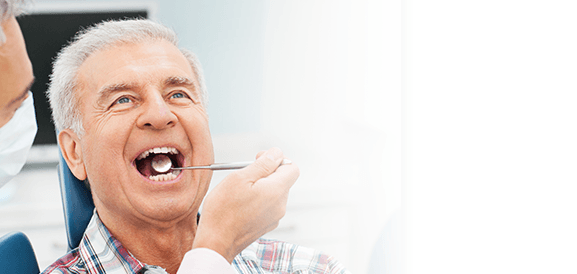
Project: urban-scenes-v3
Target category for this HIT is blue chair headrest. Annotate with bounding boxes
[57,152,95,250]
[0,231,40,274]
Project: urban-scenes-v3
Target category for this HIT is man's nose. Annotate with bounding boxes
[136,93,177,130]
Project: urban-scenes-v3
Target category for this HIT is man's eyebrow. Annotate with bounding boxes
[164,76,196,90]
[98,82,135,94]
[6,78,35,109]
[96,82,136,104]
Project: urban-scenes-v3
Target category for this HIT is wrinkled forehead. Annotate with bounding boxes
[74,40,199,101]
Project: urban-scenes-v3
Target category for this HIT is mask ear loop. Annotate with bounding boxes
[0,29,6,44]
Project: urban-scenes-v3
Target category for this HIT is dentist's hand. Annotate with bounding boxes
[192,147,299,263]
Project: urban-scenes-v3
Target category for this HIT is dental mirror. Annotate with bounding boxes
[151,154,172,173]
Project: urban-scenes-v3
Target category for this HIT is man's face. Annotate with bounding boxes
[72,40,214,225]
[0,16,33,124]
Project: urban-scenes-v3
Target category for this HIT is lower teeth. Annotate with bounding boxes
[148,170,181,181]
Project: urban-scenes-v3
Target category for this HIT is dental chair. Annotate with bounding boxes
[57,153,94,250]
[0,231,40,274]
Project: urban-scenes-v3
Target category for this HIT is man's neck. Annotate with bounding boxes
[98,210,199,274]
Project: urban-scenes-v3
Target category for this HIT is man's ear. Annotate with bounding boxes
[58,129,87,181]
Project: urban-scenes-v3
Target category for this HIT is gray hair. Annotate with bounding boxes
[0,0,30,44]
[47,19,208,135]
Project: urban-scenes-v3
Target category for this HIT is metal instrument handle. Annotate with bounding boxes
[172,159,292,171]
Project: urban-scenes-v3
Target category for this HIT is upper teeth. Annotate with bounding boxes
[137,146,179,160]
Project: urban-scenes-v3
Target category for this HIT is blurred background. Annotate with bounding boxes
[0,0,399,273]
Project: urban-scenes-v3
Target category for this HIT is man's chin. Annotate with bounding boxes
[134,200,200,226]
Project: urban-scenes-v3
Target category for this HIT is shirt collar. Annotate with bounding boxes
[78,211,146,274]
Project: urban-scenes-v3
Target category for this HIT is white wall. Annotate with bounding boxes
[406,1,577,273]
[156,0,267,134]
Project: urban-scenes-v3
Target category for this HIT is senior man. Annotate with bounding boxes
[42,19,349,274]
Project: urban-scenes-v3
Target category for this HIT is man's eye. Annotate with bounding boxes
[171,92,186,99]
[116,97,132,104]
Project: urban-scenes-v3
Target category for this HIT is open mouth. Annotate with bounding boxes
[134,146,184,182]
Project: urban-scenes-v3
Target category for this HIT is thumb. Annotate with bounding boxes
[237,147,284,180]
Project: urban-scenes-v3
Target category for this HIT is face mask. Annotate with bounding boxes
[0,92,37,188]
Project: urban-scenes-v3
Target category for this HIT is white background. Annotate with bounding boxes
[406,1,577,273]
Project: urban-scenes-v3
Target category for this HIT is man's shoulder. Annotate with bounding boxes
[233,238,350,274]
[41,248,87,274]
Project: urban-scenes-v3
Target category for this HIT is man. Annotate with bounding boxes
[0,0,37,187]
[42,19,349,274]
[0,3,344,272]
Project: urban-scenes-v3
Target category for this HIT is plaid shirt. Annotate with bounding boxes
[42,213,350,274]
